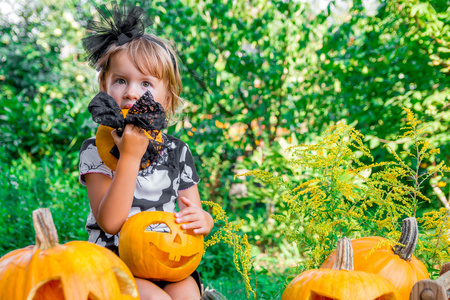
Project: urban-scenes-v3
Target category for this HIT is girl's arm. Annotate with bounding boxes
[85,124,149,235]
[176,185,214,235]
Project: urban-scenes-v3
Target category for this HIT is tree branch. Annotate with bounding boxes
[432,183,450,210]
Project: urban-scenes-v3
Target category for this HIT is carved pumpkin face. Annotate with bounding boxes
[0,208,139,300]
[119,211,204,282]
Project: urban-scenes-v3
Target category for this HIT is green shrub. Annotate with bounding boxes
[238,109,450,279]
[0,150,89,256]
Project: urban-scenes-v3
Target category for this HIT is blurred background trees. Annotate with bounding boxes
[1,0,449,297]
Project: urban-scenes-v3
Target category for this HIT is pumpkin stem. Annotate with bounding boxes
[33,208,59,249]
[393,217,418,261]
[331,237,353,271]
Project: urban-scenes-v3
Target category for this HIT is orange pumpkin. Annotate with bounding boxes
[96,109,163,171]
[0,208,139,300]
[321,218,429,300]
[281,237,402,300]
[119,211,204,282]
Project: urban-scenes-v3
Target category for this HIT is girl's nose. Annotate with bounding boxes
[124,84,140,100]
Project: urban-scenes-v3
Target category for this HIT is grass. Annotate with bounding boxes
[0,153,89,256]
[203,270,289,300]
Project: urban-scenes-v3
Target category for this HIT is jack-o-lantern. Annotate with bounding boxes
[96,109,163,171]
[0,208,139,300]
[119,211,204,282]
[281,237,402,300]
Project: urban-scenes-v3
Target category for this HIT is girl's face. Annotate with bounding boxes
[103,51,169,110]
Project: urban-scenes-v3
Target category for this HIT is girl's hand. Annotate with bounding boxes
[175,197,214,235]
[111,124,149,162]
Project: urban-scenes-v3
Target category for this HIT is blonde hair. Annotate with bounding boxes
[96,34,182,120]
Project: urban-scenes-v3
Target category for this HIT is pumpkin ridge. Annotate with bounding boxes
[353,237,391,255]
[357,251,398,273]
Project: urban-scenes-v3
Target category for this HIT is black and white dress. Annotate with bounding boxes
[78,133,200,254]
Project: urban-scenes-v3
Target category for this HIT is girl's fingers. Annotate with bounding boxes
[176,210,204,224]
[175,206,200,218]
[180,220,201,229]
[175,203,213,235]
[180,221,208,234]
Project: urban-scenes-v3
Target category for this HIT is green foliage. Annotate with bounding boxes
[315,0,450,159]
[0,0,95,166]
[0,0,93,256]
[198,230,237,279]
[202,201,256,299]
[0,150,89,256]
[239,109,450,277]
[156,0,327,211]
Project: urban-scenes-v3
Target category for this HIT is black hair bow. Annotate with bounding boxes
[88,90,168,169]
[82,2,150,68]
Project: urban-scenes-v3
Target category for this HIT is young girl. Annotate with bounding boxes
[78,4,213,300]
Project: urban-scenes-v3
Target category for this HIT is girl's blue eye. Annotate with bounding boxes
[142,82,151,88]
